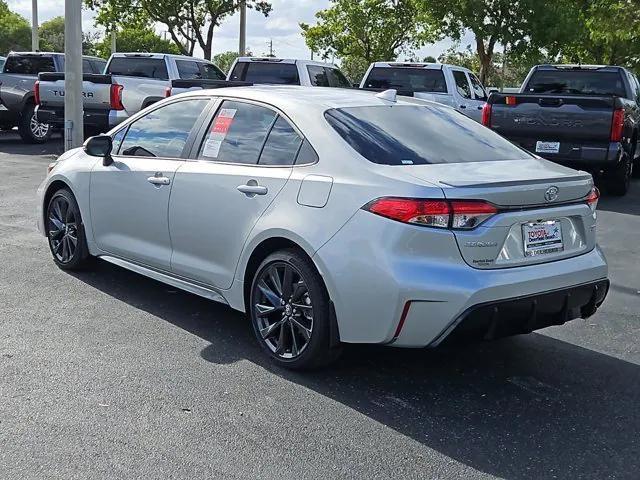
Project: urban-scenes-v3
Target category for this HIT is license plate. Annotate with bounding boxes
[522,221,564,257]
[535,141,560,154]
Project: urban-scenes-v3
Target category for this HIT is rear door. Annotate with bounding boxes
[90,97,211,270]
[169,99,302,289]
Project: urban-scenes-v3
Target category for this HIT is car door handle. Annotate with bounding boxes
[237,184,268,196]
[147,175,171,186]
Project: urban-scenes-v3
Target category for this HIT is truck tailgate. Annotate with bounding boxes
[488,94,615,143]
[37,72,112,110]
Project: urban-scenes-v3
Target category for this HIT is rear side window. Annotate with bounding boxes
[525,70,626,97]
[363,67,447,94]
[232,62,300,85]
[107,57,169,80]
[119,99,209,158]
[198,100,277,164]
[176,60,201,79]
[326,67,351,88]
[92,59,107,74]
[259,116,303,166]
[453,71,471,99]
[200,63,226,80]
[308,65,329,87]
[468,72,487,101]
[325,105,531,165]
[4,56,56,75]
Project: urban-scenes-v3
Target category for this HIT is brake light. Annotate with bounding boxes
[364,198,498,230]
[505,96,517,105]
[481,103,492,126]
[611,108,624,142]
[585,186,600,212]
[110,83,124,110]
[164,86,171,98]
[34,80,40,105]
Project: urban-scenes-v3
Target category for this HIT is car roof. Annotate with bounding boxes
[235,57,339,68]
[110,52,212,62]
[8,51,103,61]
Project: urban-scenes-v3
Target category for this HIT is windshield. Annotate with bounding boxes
[525,70,626,96]
[363,67,447,94]
[325,105,532,165]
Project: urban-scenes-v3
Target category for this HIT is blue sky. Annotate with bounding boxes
[7,0,474,61]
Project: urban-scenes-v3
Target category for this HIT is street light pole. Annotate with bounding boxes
[31,0,39,51]
[239,0,246,56]
[64,0,84,150]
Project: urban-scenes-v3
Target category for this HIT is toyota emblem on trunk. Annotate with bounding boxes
[545,186,559,202]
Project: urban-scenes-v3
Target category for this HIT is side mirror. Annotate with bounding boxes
[84,135,113,166]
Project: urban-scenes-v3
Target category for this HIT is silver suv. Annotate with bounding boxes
[37,86,609,369]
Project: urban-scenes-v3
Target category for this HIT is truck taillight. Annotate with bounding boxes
[34,80,40,105]
[363,198,498,230]
[610,108,624,142]
[481,103,492,126]
[164,86,171,98]
[110,83,124,110]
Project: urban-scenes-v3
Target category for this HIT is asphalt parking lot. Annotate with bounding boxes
[0,130,638,479]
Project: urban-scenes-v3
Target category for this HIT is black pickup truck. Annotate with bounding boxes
[483,65,640,195]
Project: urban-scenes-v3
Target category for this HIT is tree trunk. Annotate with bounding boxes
[475,34,496,86]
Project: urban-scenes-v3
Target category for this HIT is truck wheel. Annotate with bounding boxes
[606,151,632,196]
[18,104,52,144]
[633,159,640,179]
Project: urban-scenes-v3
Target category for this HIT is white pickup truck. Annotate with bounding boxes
[359,62,489,122]
[35,53,225,133]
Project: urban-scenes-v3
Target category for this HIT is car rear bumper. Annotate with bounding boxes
[510,137,622,169]
[35,106,128,130]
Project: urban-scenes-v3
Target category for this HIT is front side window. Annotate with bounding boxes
[198,101,277,164]
[308,65,329,87]
[3,56,56,75]
[176,60,201,79]
[107,57,169,80]
[259,116,303,166]
[111,127,127,154]
[200,63,226,80]
[468,72,487,101]
[92,59,107,74]
[364,67,447,94]
[453,71,472,99]
[119,99,209,158]
[325,105,531,165]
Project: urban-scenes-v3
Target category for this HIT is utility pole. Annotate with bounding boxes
[64,0,84,150]
[267,38,273,57]
[239,0,246,55]
[31,0,39,51]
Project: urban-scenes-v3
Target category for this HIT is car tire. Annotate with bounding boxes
[249,249,342,370]
[46,188,93,270]
[18,103,52,144]
[606,151,632,196]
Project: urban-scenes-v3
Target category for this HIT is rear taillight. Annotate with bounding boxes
[110,83,124,110]
[586,186,600,212]
[481,103,492,126]
[164,86,171,98]
[610,108,624,142]
[34,80,40,105]
[505,96,517,106]
[364,198,498,230]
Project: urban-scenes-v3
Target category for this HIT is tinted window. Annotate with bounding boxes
[120,99,209,158]
[243,62,300,85]
[82,59,93,73]
[295,139,318,165]
[200,63,226,80]
[4,56,56,75]
[229,62,247,81]
[525,70,626,97]
[198,101,277,164]
[92,59,107,74]
[364,67,447,94]
[107,57,168,80]
[326,67,351,88]
[468,72,487,101]
[176,60,201,79]
[308,65,329,87]
[453,71,471,98]
[325,105,531,165]
[259,116,303,165]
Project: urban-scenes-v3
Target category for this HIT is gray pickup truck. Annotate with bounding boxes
[0,52,106,143]
[35,53,225,133]
[484,64,640,195]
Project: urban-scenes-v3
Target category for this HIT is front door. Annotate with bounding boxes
[169,100,304,289]
[90,97,211,270]
[451,69,479,120]
[467,71,489,122]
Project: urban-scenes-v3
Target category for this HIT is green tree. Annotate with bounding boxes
[95,25,181,58]
[86,0,272,60]
[38,16,100,55]
[0,0,30,55]
[339,56,370,84]
[301,0,432,65]
[213,50,242,74]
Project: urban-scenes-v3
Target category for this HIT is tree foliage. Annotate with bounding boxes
[37,16,101,55]
[85,0,272,60]
[94,24,181,58]
[0,0,30,55]
[212,50,253,74]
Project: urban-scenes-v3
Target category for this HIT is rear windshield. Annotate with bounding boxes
[232,62,300,85]
[3,56,56,75]
[107,57,168,80]
[525,70,626,96]
[363,67,447,94]
[325,105,531,165]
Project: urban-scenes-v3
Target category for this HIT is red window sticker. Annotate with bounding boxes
[212,116,233,134]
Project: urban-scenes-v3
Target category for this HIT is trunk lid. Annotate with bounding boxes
[37,73,113,110]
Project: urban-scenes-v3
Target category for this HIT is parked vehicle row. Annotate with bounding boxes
[38,86,609,369]
[483,64,640,196]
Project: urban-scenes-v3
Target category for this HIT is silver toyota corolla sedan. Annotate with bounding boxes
[37,86,609,369]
